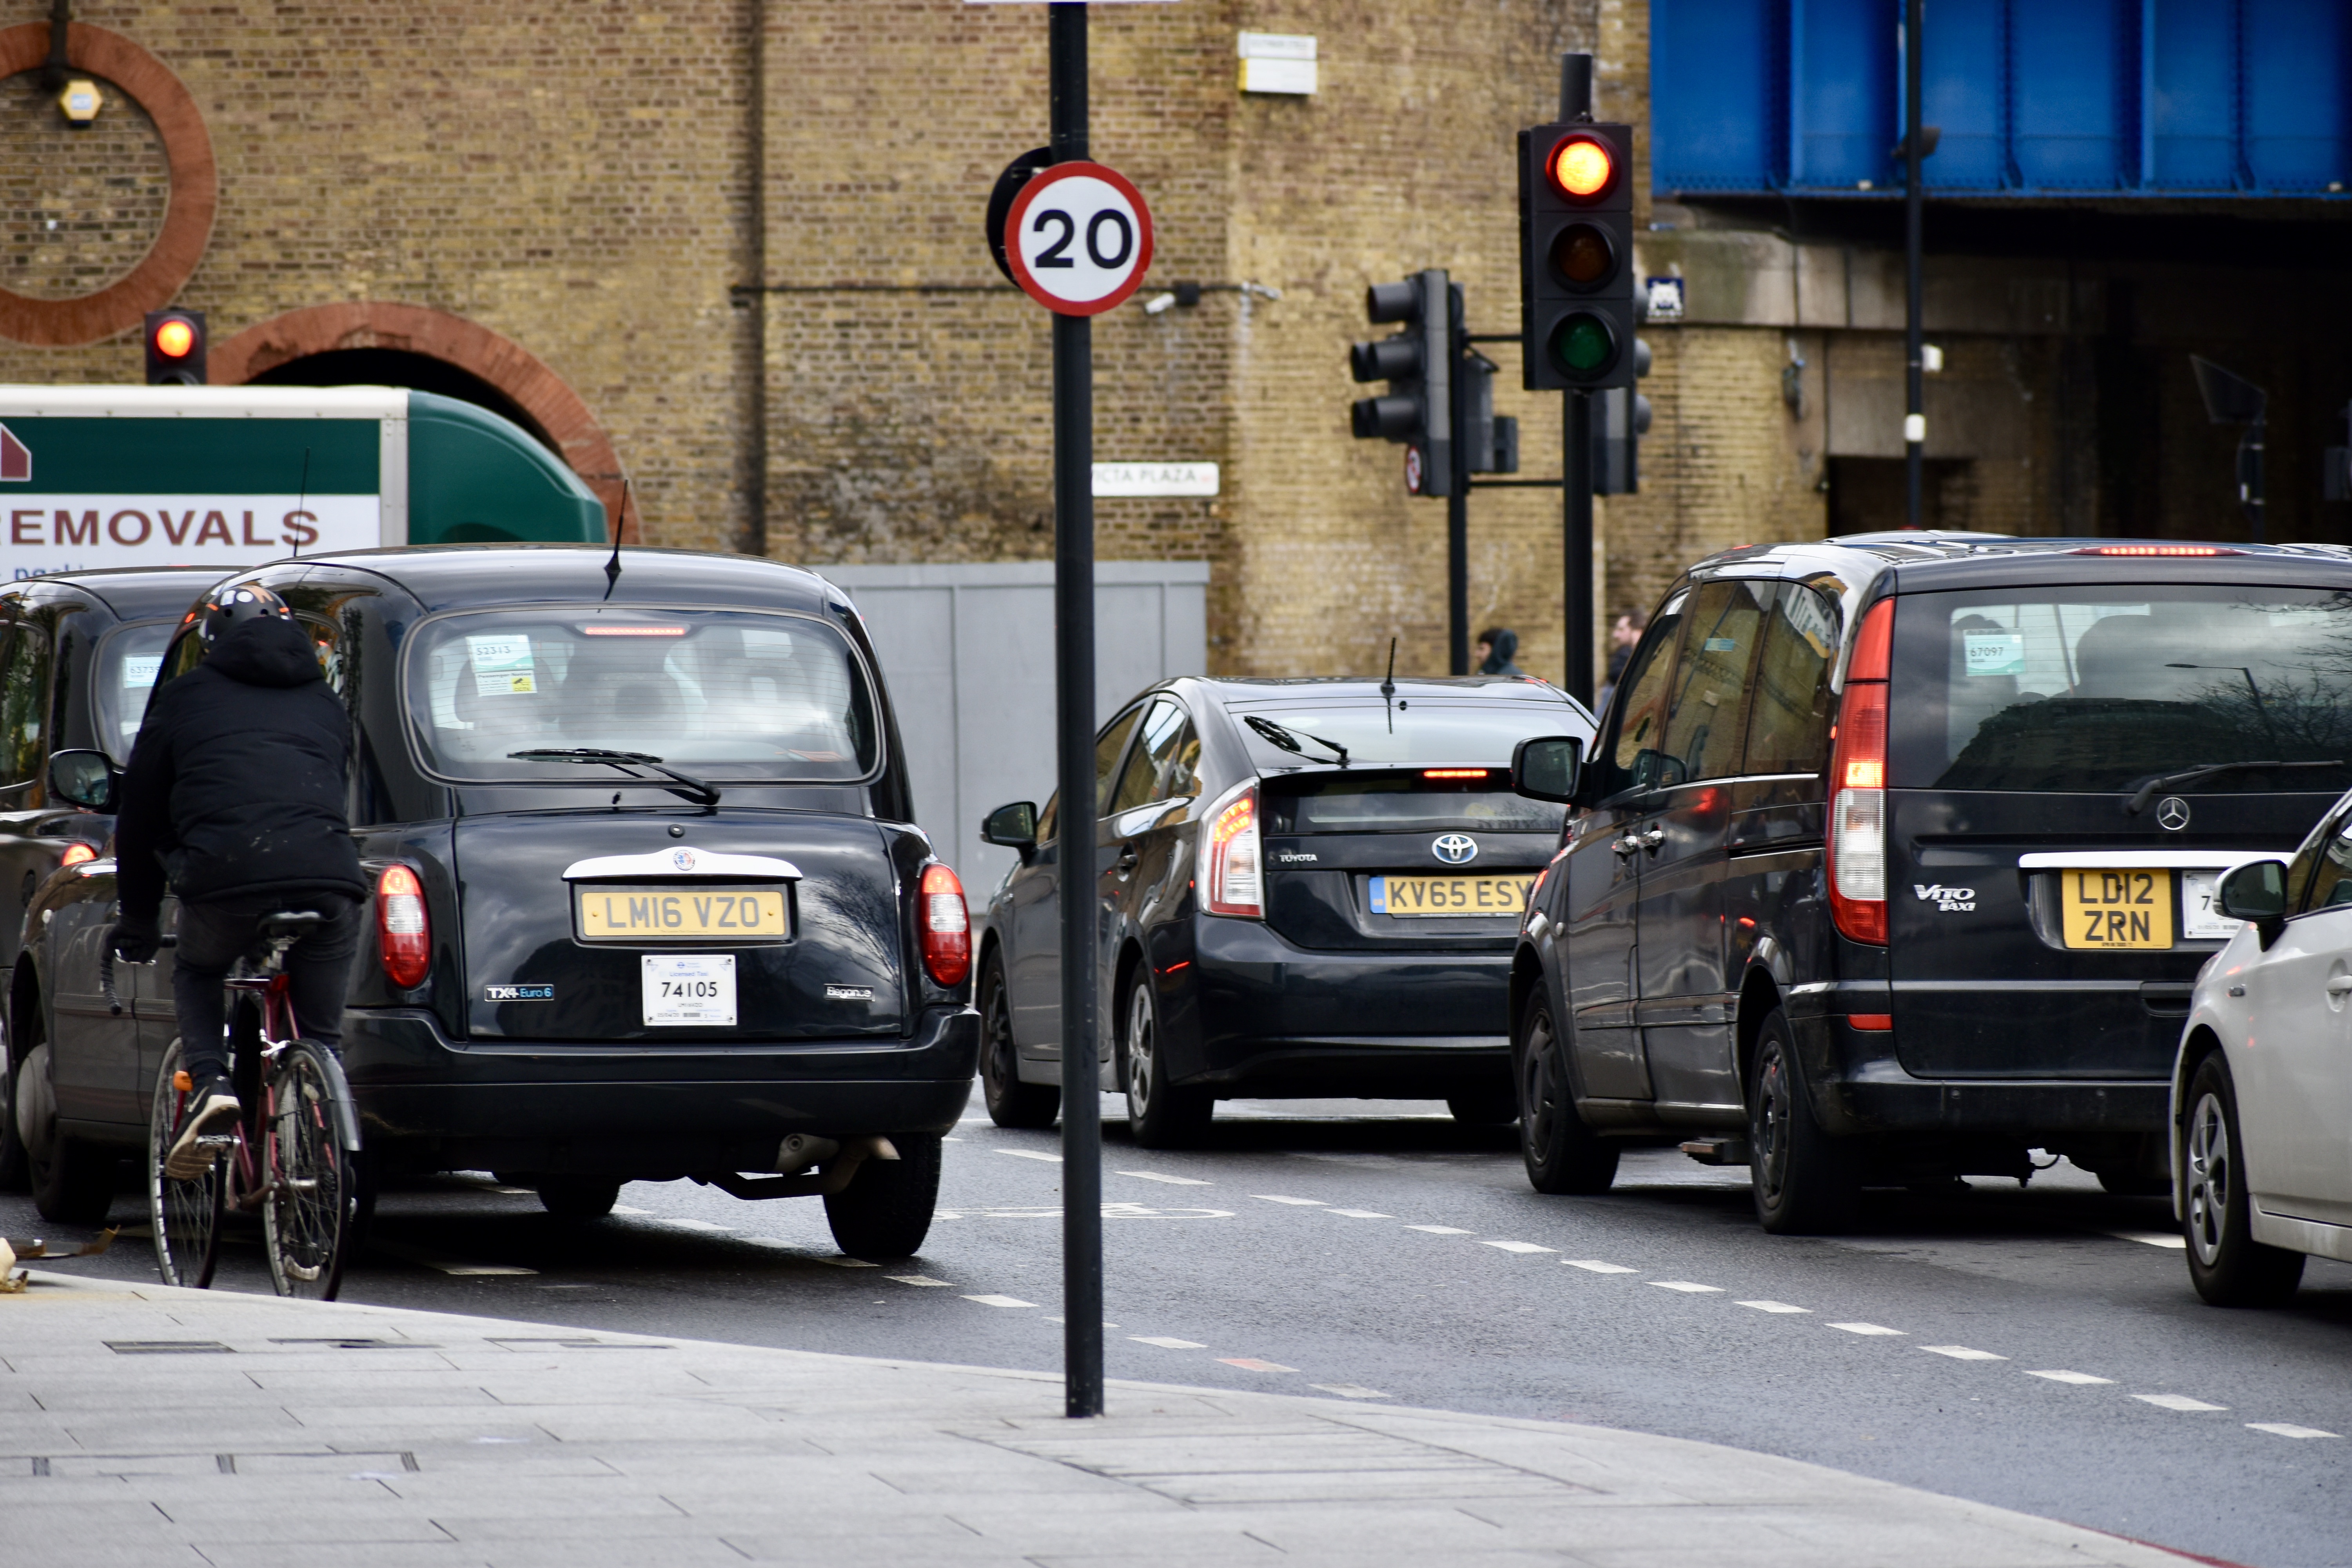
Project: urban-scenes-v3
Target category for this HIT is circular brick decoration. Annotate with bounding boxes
[0,22,216,347]
[214,301,635,542]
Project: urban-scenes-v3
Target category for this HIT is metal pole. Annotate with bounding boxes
[1448,288,1470,675]
[1903,0,1925,529]
[1559,54,1595,707]
[1048,0,1104,1422]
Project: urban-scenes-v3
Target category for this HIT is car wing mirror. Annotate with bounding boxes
[1510,736,1583,804]
[2216,858,2289,947]
[980,800,1039,859]
[47,748,120,813]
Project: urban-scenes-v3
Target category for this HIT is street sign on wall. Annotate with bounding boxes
[1004,161,1155,318]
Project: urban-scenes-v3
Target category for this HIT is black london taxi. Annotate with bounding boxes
[0,566,230,1200]
[973,674,1595,1147]
[1505,534,2352,1232]
[17,546,977,1256]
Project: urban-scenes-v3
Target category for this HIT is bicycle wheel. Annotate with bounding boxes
[262,1041,351,1300]
[147,1042,224,1290]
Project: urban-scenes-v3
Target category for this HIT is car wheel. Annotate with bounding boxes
[536,1175,621,1220]
[0,1013,27,1192]
[1747,1008,1862,1235]
[1516,996,1618,1194]
[824,1133,941,1259]
[2182,1054,2305,1307]
[21,1039,116,1226]
[978,950,1059,1129]
[1446,1090,1520,1126]
[1124,971,1211,1150]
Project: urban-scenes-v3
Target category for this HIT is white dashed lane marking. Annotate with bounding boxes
[2135,1394,2229,1412]
[1563,1260,1637,1274]
[886,1275,955,1288]
[1252,1195,1325,1206]
[1311,1384,1392,1400]
[1480,1240,1555,1254]
[1649,1281,1723,1294]
[1328,1209,1394,1220]
[963,1295,1036,1309]
[1117,1170,1211,1185]
[1736,1300,1810,1314]
[1921,1345,2008,1361]
[1828,1322,1906,1336]
[2107,1230,2187,1249]
[1131,1336,1208,1350]
[371,1240,537,1277]
[1220,1357,1296,1372]
[996,1149,1063,1163]
[662,1218,730,1232]
[2248,1423,2339,1439]
[2026,1370,2115,1385]
[1407,1225,1474,1235]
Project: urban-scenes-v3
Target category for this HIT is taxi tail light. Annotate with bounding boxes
[1828,600,1893,946]
[920,862,971,988]
[377,864,431,989]
[60,842,96,867]
[1201,781,1263,919]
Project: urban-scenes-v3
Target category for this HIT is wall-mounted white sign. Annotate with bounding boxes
[1238,33,1316,95]
[1093,462,1219,498]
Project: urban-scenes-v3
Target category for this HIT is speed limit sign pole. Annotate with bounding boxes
[1007,1,1153,1423]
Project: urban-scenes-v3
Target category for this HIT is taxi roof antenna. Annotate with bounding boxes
[602,479,630,600]
[290,445,310,559]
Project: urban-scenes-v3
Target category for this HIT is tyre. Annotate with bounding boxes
[1747,1008,1862,1235]
[1123,970,1212,1150]
[263,1042,351,1301]
[1447,1090,1520,1127]
[537,1175,622,1220]
[23,1041,116,1226]
[2181,1053,2305,1307]
[148,1042,224,1289]
[1516,996,1619,1195]
[978,950,1059,1130]
[0,1015,27,1193]
[824,1133,941,1259]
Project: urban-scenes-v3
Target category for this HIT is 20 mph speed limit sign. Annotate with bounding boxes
[1004,161,1155,317]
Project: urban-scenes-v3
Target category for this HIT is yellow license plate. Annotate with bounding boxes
[1370,873,1536,918]
[2060,868,2173,950]
[574,885,789,943]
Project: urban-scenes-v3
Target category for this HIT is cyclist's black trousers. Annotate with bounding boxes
[172,896,362,1082]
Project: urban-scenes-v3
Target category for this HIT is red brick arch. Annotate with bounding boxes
[214,302,635,542]
[0,21,217,346]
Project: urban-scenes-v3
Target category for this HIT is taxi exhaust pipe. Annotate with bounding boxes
[692,1135,900,1201]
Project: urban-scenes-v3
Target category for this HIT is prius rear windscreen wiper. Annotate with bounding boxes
[1243,716,1349,767]
[2122,759,2343,816]
[509,747,722,808]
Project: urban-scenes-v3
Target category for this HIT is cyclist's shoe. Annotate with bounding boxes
[165,1075,239,1180]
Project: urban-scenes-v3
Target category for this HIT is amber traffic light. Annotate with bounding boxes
[143,310,207,386]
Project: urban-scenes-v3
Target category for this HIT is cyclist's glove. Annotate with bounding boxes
[109,919,161,964]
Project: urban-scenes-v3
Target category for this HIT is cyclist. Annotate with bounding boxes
[108,585,367,1178]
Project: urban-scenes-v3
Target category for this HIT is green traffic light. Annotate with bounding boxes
[1550,312,1616,377]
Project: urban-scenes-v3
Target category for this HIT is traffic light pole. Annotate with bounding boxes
[1047,0,1105,1422]
[1448,294,1472,675]
[1903,0,1925,530]
[1559,53,1597,707]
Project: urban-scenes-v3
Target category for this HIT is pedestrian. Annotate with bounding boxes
[1474,627,1522,677]
[1595,608,1648,712]
[110,584,367,1177]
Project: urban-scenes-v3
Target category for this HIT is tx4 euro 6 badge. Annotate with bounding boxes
[484,984,555,1002]
[1915,883,1976,912]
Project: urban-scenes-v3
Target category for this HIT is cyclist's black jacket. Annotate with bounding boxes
[115,615,365,924]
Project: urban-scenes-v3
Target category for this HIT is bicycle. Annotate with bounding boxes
[113,910,363,1299]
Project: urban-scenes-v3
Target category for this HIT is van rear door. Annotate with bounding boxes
[1884,582,2352,1079]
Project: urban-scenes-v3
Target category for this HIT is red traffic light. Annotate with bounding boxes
[1547,135,1615,200]
[143,309,207,385]
[152,318,196,358]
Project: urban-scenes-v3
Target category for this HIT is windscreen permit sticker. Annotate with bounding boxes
[121,653,162,689]
[1963,631,2025,678]
[471,635,537,696]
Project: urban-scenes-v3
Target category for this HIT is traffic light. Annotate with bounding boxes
[1459,350,1519,475]
[1350,269,1452,496]
[1519,122,1636,391]
[143,309,207,386]
[1592,334,1652,494]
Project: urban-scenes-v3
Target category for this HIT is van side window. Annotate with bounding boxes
[1659,580,1770,783]
[1743,583,1841,775]
[0,618,50,787]
[1596,594,1686,798]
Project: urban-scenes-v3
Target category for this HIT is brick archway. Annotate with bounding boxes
[214,302,635,542]
[0,21,217,346]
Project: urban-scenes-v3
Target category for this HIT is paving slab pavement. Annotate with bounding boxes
[2,1269,2212,1567]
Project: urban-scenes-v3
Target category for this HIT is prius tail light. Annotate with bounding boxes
[1201,781,1263,919]
[1828,599,1893,945]
[376,864,431,989]
[919,862,971,988]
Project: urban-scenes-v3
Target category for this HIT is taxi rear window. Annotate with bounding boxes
[403,607,880,784]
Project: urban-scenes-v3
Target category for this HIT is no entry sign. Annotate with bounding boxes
[1005,161,1155,317]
